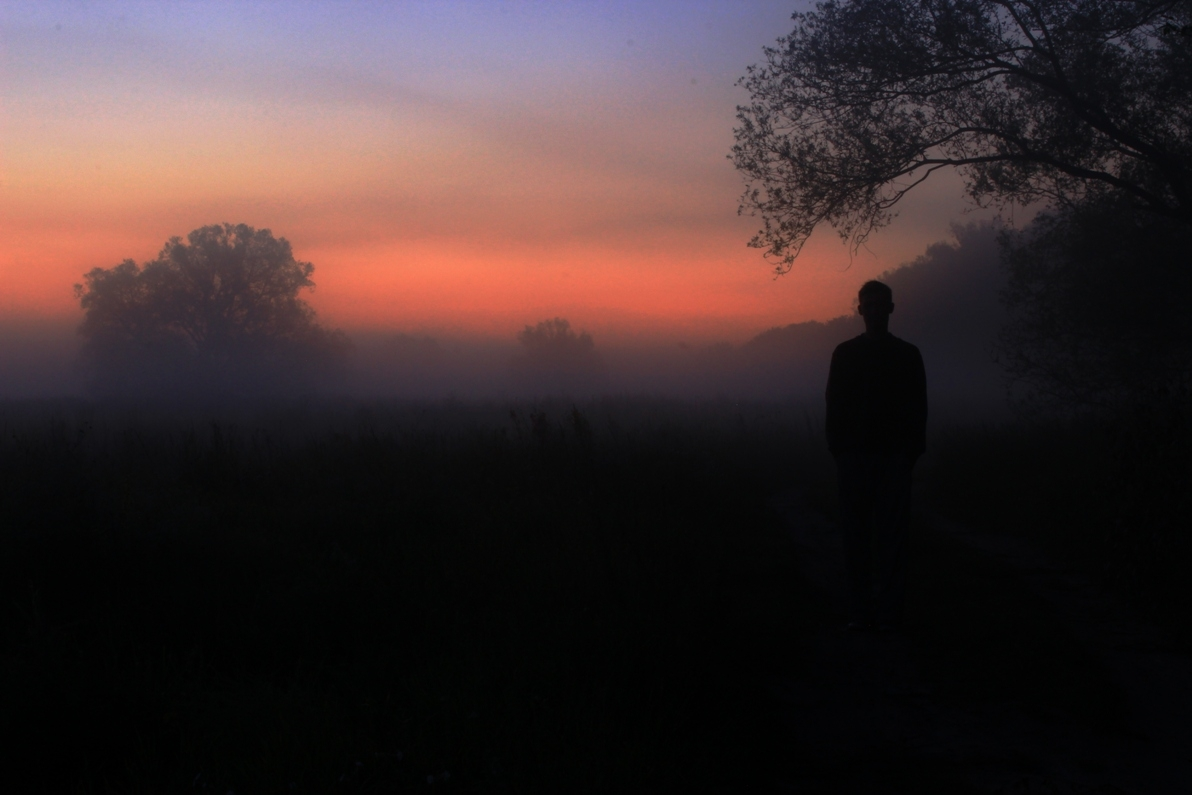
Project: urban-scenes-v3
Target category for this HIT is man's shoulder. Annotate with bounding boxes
[832,334,870,355]
[832,333,923,365]
[834,333,920,352]
[888,334,922,356]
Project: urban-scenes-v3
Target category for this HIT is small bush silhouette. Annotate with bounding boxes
[512,318,605,394]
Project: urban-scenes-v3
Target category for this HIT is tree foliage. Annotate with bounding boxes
[997,195,1192,413]
[75,223,349,394]
[518,318,596,361]
[513,318,605,393]
[732,0,1192,272]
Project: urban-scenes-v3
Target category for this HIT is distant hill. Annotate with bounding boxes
[734,222,1009,412]
[731,315,862,397]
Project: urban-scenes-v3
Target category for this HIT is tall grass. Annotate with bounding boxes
[0,397,820,793]
[924,399,1192,643]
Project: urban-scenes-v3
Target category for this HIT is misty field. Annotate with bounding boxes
[2,397,1187,793]
[0,398,823,792]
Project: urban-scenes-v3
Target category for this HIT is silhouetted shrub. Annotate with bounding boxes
[511,317,606,394]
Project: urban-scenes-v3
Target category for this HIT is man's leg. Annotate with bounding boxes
[871,454,914,629]
[836,453,876,626]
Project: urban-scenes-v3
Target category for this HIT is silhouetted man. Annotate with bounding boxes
[826,280,927,631]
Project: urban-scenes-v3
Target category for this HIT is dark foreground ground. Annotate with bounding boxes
[0,398,1188,793]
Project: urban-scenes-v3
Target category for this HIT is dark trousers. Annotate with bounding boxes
[835,452,915,626]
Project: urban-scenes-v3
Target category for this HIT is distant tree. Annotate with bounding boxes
[997,195,1192,413]
[518,318,596,361]
[732,0,1192,272]
[513,318,604,393]
[75,223,349,394]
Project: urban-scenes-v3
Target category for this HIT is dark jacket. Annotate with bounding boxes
[826,332,927,457]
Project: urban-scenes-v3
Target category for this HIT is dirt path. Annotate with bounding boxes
[766,486,1192,794]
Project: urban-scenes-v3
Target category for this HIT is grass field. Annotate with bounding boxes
[924,408,1192,644]
[0,398,822,793]
[1,397,1182,792]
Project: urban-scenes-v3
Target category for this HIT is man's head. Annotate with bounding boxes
[857,280,894,335]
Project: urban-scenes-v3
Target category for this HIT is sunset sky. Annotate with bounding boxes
[2,1,987,344]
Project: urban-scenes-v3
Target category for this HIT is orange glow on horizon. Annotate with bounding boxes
[1,194,969,344]
[3,220,873,342]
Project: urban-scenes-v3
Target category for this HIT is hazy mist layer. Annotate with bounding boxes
[2,223,1008,417]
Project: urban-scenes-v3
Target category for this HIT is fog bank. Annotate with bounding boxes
[3,223,1009,417]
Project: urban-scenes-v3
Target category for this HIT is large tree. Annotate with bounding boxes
[732,0,1192,272]
[75,223,348,394]
[997,194,1192,412]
